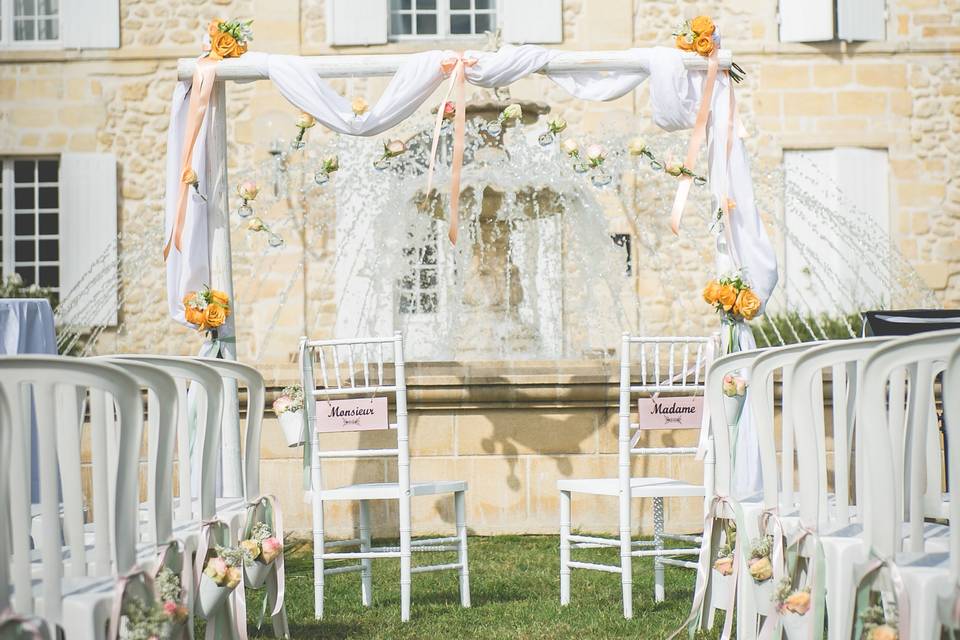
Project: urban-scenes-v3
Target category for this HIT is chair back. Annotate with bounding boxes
[748,342,824,513]
[859,329,960,558]
[789,337,890,530]
[109,355,224,521]
[620,335,714,492]
[0,356,142,623]
[704,347,769,499]
[299,333,407,491]
[944,341,960,580]
[193,357,266,500]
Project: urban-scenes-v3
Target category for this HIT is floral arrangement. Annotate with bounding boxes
[0,273,55,307]
[247,217,284,248]
[118,568,188,640]
[204,547,245,590]
[314,156,339,185]
[538,116,567,146]
[183,286,230,333]
[292,111,316,150]
[722,373,747,398]
[485,103,523,136]
[713,521,737,576]
[352,97,369,117]
[703,273,761,323]
[673,15,745,82]
[860,604,898,640]
[774,579,811,615]
[236,180,258,218]
[747,535,773,583]
[273,384,304,416]
[374,139,408,170]
[206,18,253,61]
[181,168,206,201]
[239,522,283,567]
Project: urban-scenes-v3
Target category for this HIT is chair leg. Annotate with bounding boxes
[559,489,571,606]
[314,498,325,620]
[400,500,412,622]
[454,490,471,608]
[653,496,665,603]
[359,500,373,607]
[620,503,633,619]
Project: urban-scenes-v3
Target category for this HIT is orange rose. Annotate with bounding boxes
[675,34,694,51]
[184,306,206,329]
[209,289,230,311]
[691,15,715,36]
[209,30,246,60]
[702,280,722,305]
[204,303,227,328]
[733,288,762,320]
[717,284,737,311]
[695,34,715,56]
[182,292,195,307]
[208,19,223,37]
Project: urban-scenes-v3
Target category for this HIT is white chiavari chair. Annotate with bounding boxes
[0,356,143,639]
[299,332,470,622]
[558,334,714,619]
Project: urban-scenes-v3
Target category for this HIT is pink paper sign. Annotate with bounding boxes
[315,397,389,432]
[637,396,703,429]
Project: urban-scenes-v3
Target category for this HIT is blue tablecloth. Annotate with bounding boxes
[0,298,57,502]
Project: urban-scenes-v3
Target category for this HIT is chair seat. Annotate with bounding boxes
[320,480,467,501]
[557,477,705,498]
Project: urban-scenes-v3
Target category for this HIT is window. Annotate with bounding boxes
[398,226,439,314]
[783,147,889,313]
[778,0,885,43]
[0,0,60,46]
[0,158,61,293]
[389,0,495,39]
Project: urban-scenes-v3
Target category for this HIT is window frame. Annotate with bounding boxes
[389,0,497,42]
[397,222,442,316]
[0,157,62,294]
[0,0,62,50]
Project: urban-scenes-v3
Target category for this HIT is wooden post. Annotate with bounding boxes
[206,80,244,498]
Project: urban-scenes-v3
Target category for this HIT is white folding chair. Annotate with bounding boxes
[299,332,470,622]
[938,338,960,635]
[558,335,713,619]
[0,356,143,639]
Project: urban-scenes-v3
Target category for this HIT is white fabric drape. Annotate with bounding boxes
[164,45,777,323]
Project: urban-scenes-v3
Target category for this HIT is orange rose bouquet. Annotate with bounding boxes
[673,15,745,83]
[183,285,231,334]
[204,18,253,61]
[703,272,762,351]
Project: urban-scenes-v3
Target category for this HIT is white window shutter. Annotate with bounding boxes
[778,0,834,42]
[501,0,563,44]
[327,0,389,46]
[62,0,120,49]
[59,153,118,326]
[837,0,886,41]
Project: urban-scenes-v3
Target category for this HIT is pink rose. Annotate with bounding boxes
[163,601,178,616]
[442,101,456,120]
[273,396,292,415]
[261,537,283,563]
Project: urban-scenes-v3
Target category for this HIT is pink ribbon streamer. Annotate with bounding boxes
[164,56,219,260]
[669,50,719,236]
[425,53,477,245]
[0,608,48,639]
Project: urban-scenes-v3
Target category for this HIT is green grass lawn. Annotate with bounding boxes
[241,535,721,639]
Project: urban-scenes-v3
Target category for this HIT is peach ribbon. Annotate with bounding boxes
[426,53,477,245]
[164,56,219,260]
[669,49,720,235]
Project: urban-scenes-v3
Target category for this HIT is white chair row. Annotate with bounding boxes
[0,354,288,639]
[688,328,960,640]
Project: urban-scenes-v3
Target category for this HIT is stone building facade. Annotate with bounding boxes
[1,0,958,533]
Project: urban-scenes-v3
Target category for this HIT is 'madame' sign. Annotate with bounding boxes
[315,397,389,432]
[637,396,703,429]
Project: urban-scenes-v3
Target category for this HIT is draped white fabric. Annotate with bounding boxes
[164,45,777,325]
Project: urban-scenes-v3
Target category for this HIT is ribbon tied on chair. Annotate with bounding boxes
[426,52,478,245]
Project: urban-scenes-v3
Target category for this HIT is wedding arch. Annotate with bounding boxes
[163,44,778,491]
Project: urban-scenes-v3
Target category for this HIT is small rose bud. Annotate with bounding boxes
[323,156,339,173]
[237,180,259,201]
[547,117,567,134]
[181,168,198,186]
[586,144,606,162]
[351,97,369,116]
[247,217,266,232]
[628,137,647,155]
[296,112,316,129]
[560,139,579,156]
[384,139,407,157]
[442,101,456,120]
[502,103,523,120]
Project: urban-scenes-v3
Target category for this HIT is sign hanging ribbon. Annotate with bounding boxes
[164,56,219,261]
[426,53,478,245]
[669,49,720,236]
